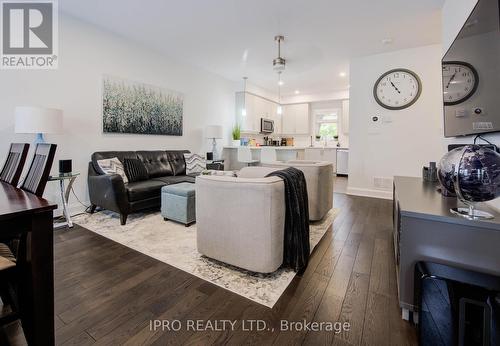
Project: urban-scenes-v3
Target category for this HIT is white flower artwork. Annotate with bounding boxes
[102,75,183,135]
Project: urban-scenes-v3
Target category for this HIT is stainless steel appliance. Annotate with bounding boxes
[260,118,274,134]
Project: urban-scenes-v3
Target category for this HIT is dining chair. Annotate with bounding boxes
[0,143,56,336]
[0,143,29,186]
[0,243,19,327]
[20,143,57,197]
[237,147,259,166]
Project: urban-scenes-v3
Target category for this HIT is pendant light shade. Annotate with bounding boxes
[277,72,282,115]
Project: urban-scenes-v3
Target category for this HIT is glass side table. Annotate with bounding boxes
[49,173,80,228]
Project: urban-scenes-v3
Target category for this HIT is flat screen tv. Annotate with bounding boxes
[442,0,500,137]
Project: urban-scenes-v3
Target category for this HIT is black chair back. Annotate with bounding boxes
[0,143,29,186]
[20,143,57,197]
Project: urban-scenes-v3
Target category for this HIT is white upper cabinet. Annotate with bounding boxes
[235,92,283,133]
[282,103,309,135]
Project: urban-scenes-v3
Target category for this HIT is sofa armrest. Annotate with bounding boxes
[87,162,130,214]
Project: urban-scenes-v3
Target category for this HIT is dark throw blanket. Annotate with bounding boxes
[267,167,310,272]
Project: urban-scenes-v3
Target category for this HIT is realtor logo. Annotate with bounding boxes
[1,0,58,69]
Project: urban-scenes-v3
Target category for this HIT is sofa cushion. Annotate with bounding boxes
[92,151,138,174]
[167,151,187,176]
[152,175,195,185]
[184,153,206,175]
[125,180,166,202]
[96,157,129,184]
[137,151,173,178]
[123,158,149,182]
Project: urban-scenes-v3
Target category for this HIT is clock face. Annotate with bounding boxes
[442,61,479,105]
[373,69,422,110]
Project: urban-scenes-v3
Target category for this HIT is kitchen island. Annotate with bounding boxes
[222,146,348,172]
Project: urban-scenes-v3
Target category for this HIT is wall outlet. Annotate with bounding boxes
[374,176,393,190]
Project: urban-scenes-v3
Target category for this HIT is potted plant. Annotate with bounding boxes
[232,124,241,147]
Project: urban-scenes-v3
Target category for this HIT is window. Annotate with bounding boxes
[314,109,339,139]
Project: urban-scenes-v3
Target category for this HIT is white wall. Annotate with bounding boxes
[0,15,236,215]
[348,44,445,199]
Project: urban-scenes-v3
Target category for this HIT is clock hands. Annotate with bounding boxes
[390,81,401,94]
[446,72,457,89]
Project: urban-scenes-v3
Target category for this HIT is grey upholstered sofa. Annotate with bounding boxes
[195,169,285,273]
[262,160,334,221]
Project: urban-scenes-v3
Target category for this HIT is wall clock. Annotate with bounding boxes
[373,69,422,110]
[442,61,479,106]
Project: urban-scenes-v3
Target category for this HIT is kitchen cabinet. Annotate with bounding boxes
[282,103,309,135]
[305,148,337,172]
[235,92,282,133]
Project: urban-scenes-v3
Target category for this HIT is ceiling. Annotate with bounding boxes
[60,0,444,97]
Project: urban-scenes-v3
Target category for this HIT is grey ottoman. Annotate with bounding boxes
[161,183,196,226]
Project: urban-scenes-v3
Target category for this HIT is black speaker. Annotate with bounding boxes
[206,152,213,161]
[59,159,72,175]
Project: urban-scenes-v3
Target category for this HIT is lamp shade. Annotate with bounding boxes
[15,106,63,134]
[205,125,223,139]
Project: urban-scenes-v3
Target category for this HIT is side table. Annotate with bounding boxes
[49,173,79,228]
[206,159,225,171]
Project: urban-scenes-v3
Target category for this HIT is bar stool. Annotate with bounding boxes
[237,147,259,166]
[260,147,278,164]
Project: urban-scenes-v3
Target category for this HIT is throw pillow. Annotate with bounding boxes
[96,157,129,184]
[123,158,149,182]
[184,153,206,175]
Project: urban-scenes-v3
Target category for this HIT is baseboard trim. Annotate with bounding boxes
[346,187,393,200]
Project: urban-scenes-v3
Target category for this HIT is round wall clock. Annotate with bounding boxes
[442,61,479,105]
[373,69,422,110]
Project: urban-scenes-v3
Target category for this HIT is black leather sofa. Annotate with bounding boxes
[88,150,195,225]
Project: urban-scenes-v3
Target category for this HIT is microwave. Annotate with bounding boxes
[260,118,274,133]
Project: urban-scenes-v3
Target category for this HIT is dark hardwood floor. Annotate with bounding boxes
[1,193,417,345]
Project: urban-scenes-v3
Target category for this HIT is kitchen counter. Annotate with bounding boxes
[223,146,346,150]
[222,146,348,172]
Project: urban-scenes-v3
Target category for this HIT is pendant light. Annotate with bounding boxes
[241,77,248,117]
[277,73,283,115]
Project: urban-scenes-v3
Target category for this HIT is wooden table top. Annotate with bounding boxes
[0,182,57,221]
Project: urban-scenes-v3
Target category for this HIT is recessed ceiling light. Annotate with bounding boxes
[294,90,300,94]
[339,72,346,77]
[381,38,393,45]
[278,80,284,86]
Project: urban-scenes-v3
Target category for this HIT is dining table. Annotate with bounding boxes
[0,181,57,345]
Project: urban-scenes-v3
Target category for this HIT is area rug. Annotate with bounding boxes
[73,208,337,308]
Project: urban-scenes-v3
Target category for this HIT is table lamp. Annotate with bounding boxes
[15,106,63,143]
[205,125,223,160]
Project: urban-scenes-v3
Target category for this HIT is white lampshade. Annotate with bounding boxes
[205,125,223,139]
[15,106,63,134]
